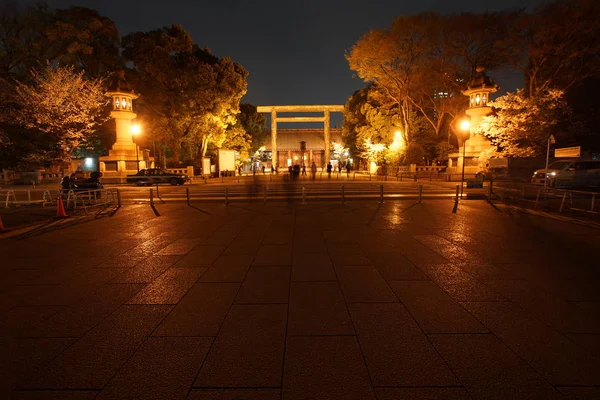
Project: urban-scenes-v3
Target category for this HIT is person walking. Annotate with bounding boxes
[327,162,332,179]
[262,165,266,175]
[311,162,317,180]
[301,164,306,176]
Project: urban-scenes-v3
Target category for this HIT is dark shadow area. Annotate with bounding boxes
[150,205,161,216]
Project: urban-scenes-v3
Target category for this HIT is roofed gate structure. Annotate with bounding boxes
[257,105,344,171]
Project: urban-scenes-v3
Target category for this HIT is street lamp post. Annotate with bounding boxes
[459,119,471,198]
[131,124,141,172]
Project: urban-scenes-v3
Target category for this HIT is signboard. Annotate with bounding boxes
[218,149,236,175]
[202,157,211,176]
[555,146,580,158]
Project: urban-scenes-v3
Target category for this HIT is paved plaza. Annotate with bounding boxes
[1,200,600,399]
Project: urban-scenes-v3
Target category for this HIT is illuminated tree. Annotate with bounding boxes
[477,88,568,157]
[12,63,108,162]
[122,25,248,164]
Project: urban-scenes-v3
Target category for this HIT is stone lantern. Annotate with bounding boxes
[99,70,150,181]
[448,66,499,173]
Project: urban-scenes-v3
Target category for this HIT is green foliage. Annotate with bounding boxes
[435,141,457,163]
[238,103,267,153]
[404,142,426,166]
[122,25,248,165]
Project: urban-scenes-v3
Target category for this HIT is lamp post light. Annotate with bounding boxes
[131,123,141,172]
[459,119,471,198]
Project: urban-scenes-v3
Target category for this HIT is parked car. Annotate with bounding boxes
[126,168,189,186]
[531,160,600,188]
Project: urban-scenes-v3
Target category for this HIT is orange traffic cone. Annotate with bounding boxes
[0,215,5,231]
[56,195,68,218]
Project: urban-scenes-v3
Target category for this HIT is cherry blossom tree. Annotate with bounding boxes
[477,88,567,157]
[14,63,108,162]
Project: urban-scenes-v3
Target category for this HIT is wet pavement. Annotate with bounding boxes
[1,200,600,399]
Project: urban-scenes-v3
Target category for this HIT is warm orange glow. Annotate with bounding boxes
[131,124,141,135]
[459,120,470,132]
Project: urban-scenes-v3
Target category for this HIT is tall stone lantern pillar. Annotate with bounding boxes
[451,66,498,173]
[99,70,146,182]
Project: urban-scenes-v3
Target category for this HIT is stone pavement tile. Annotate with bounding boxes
[235,266,290,304]
[327,243,371,266]
[567,334,600,358]
[110,255,181,283]
[96,337,213,400]
[22,265,89,285]
[374,387,470,400]
[0,306,58,339]
[293,238,328,254]
[253,244,292,265]
[335,266,397,303]
[418,264,506,302]
[175,245,226,267]
[389,281,487,334]
[24,268,128,306]
[323,229,358,243]
[128,267,206,305]
[153,282,239,337]
[222,237,262,255]
[201,231,237,246]
[264,228,294,245]
[0,338,75,396]
[348,303,458,387]
[195,304,287,388]
[366,251,429,281]
[288,282,353,336]
[25,284,145,338]
[291,253,336,282]
[9,390,99,399]
[24,305,172,390]
[558,386,600,399]
[485,279,600,333]
[0,285,42,313]
[0,269,41,292]
[401,241,449,268]
[429,334,563,400]
[463,301,600,386]
[199,254,254,282]
[123,235,177,258]
[188,389,281,400]
[282,336,375,400]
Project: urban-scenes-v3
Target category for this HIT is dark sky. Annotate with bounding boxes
[42,0,545,125]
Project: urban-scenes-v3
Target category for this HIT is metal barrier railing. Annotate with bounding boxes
[1,189,54,208]
[493,183,598,215]
[111,183,490,205]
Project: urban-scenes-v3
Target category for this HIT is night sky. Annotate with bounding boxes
[42,0,545,126]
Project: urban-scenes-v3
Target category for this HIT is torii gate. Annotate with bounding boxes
[256,105,344,167]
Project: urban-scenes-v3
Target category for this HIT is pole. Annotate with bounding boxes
[418,184,423,203]
[149,188,154,206]
[543,136,551,192]
[460,138,466,198]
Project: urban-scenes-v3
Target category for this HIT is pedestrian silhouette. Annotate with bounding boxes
[311,162,317,180]
[327,162,332,179]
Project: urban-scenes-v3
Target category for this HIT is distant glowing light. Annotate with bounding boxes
[84,158,93,167]
[460,120,470,132]
[131,124,141,135]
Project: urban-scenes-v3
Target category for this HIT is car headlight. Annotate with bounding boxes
[549,172,556,176]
